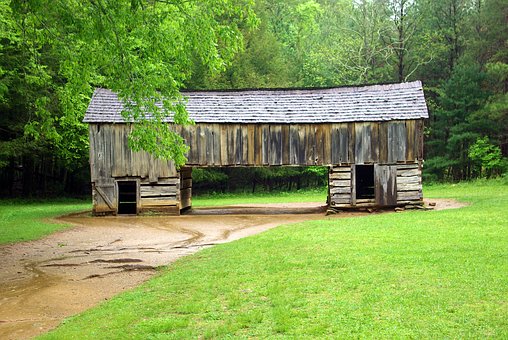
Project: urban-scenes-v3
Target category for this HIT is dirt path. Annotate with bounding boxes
[0,199,464,339]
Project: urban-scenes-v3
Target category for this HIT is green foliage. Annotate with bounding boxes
[57,0,256,165]
[486,62,508,92]
[195,0,505,185]
[468,136,506,178]
[0,0,257,187]
[303,166,328,183]
[41,181,508,338]
[0,0,258,196]
[192,168,229,186]
[191,167,327,195]
[1,0,508,194]
[424,59,491,181]
[190,15,292,89]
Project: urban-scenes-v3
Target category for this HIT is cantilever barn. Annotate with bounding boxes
[84,81,428,215]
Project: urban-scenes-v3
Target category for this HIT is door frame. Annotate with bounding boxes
[115,178,140,215]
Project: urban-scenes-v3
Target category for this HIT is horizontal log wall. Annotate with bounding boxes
[396,164,423,204]
[329,166,353,207]
[329,162,423,208]
[139,177,179,214]
[92,176,181,215]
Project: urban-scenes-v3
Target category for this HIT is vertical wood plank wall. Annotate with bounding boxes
[177,120,423,166]
[89,119,425,214]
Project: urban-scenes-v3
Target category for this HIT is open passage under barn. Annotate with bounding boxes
[84,81,429,215]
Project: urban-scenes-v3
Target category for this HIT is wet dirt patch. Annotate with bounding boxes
[424,198,468,210]
[186,202,328,215]
[0,199,465,339]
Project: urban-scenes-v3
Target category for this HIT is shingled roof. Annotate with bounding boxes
[84,81,428,124]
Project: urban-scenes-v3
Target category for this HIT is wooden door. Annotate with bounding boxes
[375,165,397,206]
[92,180,116,214]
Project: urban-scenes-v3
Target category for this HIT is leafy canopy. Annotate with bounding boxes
[2,0,256,167]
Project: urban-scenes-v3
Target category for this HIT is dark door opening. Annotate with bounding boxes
[355,165,375,199]
[117,181,137,214]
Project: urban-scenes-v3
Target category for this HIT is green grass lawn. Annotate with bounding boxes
[192,187,328,207]
[0,199,90,245]
[40,180,508,339]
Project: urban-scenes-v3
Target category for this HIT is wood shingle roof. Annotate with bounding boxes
[84,81,428,124]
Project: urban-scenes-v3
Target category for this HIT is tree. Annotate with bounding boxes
[425,59,491,180]
[468,136,506,178]
[347,0,393,83]
[52,1,255,165]
[425,0,468,75]
[3,0,508,195]
[0,0,256,195]
[188,3,292,90]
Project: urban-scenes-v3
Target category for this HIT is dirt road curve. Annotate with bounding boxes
[0,200,464,339]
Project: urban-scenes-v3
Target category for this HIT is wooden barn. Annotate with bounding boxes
[84,81,428,215]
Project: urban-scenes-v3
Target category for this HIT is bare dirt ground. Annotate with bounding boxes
[0,199,465,339]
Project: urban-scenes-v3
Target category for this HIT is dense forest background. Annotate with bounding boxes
[0,0,507,196]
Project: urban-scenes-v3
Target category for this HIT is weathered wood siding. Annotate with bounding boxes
[396,163,423,204]
[93,176,181,215]
[89,124,179,214]
[139,177,179,214]
[92,181,116,214]
[179,167,192,210]
[178,120,424,166]
[90,120,423,173]
[89,124,178,180]
[329,163,423,208]
[89,119,424,213]
[329,166,353,207]
[375,165,397,206]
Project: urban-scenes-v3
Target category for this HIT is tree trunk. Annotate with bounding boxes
[22,156,34,197]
